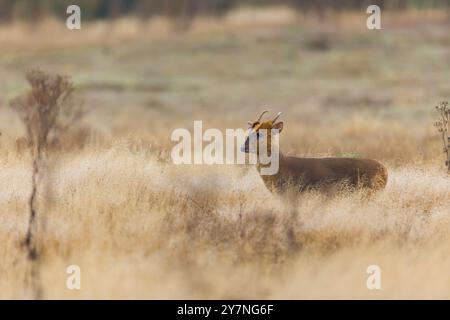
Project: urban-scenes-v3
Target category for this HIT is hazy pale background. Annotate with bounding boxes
[0,1,449,299]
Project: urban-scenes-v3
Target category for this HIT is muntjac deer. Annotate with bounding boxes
[241,111,388,193]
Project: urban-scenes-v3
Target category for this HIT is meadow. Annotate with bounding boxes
[0,7,449,299]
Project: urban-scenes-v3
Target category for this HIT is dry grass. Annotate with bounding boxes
[0,146,449,299]
[0,8,448,50]
[0,7,450,299]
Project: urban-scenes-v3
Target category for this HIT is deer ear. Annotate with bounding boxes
[273,122,283,133]
[247,121,253,128]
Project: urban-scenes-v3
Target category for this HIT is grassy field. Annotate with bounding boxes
[0,8,449,299]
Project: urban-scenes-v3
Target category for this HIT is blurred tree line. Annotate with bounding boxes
[0,0,449,22]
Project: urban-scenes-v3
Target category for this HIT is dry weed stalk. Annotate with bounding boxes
[434,101,450,173]
[9,70,75,299]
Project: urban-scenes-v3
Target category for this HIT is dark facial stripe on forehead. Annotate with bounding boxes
[251,121,260,129]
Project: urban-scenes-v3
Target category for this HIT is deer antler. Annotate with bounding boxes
[272,112,282,123]
[257,110,269,122]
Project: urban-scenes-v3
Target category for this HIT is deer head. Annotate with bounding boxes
[241,110,284,156]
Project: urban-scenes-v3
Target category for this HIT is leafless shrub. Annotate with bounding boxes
[12,72,86,153]
[433,101,450,173]
[9,69,77,299]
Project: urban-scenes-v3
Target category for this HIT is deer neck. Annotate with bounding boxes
[255,150,285,193]
[256,149,284,174]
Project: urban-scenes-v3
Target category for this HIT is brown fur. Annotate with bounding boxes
[258,155,388,193]
[245,119,388,193]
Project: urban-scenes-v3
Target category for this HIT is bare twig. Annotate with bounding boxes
[10,69,75,299]
[433,101,450,173]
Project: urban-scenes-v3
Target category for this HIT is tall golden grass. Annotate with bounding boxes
[0,7,450,299]
[0,145,449,299]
